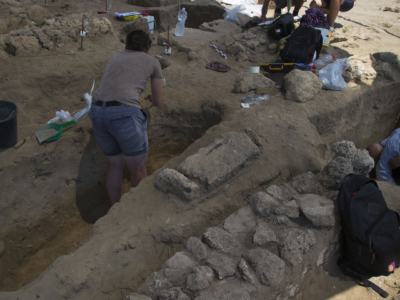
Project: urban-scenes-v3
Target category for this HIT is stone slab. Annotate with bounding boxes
[178,132,260,189]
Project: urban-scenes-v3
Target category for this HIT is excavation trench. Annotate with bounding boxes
[0,101,223,291]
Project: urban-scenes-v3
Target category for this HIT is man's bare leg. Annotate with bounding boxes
[124,152,148,187]
[293,0,304,16]
[106,154,125,205]
[366,143,384,179]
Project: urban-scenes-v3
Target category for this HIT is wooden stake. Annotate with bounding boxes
[79,16,85,51]
[167,25,169,46]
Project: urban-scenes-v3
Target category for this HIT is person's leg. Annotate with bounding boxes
[366,143,384,179]
[327,0,342,28]
[292,0,304,16]
[105,154,125,205]
[310,0,330,14]
[124,152,148,187]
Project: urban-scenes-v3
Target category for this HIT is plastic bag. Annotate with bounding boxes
[241,93,269,105]
[47,110,72,123]
[318,58,350,91]
[71,79,95,122]
[225,4,246,25]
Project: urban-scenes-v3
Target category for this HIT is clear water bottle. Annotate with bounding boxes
[313,55,335,69]
[174,8,187,37]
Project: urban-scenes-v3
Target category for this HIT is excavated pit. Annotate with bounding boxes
[0,101,224,291]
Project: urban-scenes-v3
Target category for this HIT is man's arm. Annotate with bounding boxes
[376,133,400,185]
[260,0,271,22]
[149,78,163,106]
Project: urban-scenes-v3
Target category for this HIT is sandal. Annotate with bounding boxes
[206,61,231,72]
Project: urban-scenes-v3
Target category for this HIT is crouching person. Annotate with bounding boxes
[367,128,400,185]
[89,29,163,205]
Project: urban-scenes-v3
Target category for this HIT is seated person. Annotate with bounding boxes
[310,0,355,31]
[261,0,305,22]
[367,128,400,186]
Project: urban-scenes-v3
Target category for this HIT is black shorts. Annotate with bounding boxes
[325,0,354,12]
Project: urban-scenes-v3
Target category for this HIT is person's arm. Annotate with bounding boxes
[376,135,400,185]
[149,78,163,106]
[260,0,271,22]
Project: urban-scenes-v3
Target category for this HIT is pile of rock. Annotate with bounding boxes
[129,172,336,300]
[0,8,113,58]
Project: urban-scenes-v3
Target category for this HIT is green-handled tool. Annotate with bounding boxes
[35,120,76,144]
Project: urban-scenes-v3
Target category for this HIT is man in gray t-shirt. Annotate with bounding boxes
[89,30,163,205]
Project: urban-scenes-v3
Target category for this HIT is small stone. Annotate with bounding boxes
[266,185,283,201]
[223,206,256,234]
[274,200,300,218]
[224,36,235,47]
[206,252,237,280]
[188,51,197,61]
[284,69,322,102]
[185,237,208,262]
[69,29,76,37]
[242,32,257,40]
[274,215,291,225]
[245,40,259,50]
[238,258,261,289]
[250,191,279,217]
[279,183,299,201]
[202,227,240,256]
[17,14,27,19]
[269,43,277,50]
[253,222,277,245]
[125,293,152,300]
[155,56,171,69]
[57,42,64,48]
[290,172,322,195]
[186,266,214,291]
[66,50,75,55]
[382,22,393,28]
[159,287,190,300]
[236,52,249,62]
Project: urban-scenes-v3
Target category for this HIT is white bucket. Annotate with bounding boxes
[249,66,260,74]
[140,15,154,34]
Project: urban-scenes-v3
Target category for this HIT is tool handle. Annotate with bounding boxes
[59,120,77,128]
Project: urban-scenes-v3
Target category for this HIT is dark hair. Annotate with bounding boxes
[125,29,152,51]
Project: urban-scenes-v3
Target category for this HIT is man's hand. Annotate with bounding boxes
[145,94,153,103]
[389,156,400,170]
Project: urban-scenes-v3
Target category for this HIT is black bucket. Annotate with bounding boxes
[0,100,18,150]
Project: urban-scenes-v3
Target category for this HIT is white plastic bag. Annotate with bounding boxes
[47,110,72,123]
[71,79,95,122]
[318,58,350,91]
[241,93,269,105]
[225,4,246,25]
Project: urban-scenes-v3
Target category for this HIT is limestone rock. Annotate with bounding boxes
[162,252,196,271]
[295,194,335,227]
[279,183,299,201]
[284,69,322,102]
[185,237,208,262]
[317,156,353,189]
[120,18,150,42]
[274,215,291,225]
[90,18,113,35]
[250,192,279,217]
[234,72,275,93]
[159,287,190,300]
[69,29,76,37]
[186,266,214,291]
[4,35,40,55]
[274,200,300,218]
[253,222,277,245]
[242,249,286,286]
[238,258,261,289]
[195,280,256,300]
[202,228,240,256]
[224,206,257,234]
[242,32,257,40]
[178,132,260,189]
[236,52,249,62]
[138,271,172,298]
[188,51,198,61]
[347,59,377,82]
[373,52,398,65]
[375,61,400,81]
[290,172,322,195]
[278,228,316,266]
[1,0,21,6]
[155,168,200,201]
[10,7,26,16]
[206,251,237,280]
[269,43,277,50]
[125,293,152,300]
[226,41,245,55]
[266,185,283,201]
[245,40,259,50]
[27,5,53,22]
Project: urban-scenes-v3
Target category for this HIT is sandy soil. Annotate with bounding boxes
[0,0,399,298]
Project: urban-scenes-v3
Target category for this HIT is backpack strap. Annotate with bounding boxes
[341,263,389,298]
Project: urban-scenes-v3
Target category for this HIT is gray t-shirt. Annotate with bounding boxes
[93,50,162,108]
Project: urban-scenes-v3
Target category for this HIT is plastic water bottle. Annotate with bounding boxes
[313,55,335,69]
[174,8,187,37]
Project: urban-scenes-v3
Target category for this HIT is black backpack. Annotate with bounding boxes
[337,174,400,298]
[279,26,322,63]
[267,13,294,40]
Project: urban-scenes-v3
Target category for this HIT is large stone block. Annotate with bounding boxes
[295,194,335,227]
[185,237,208,262]
[4,35,40,56]
[242,249,285,286]
[234,73,275,93]
[27,4,53,22]
[120,18,150,43]
[178,132,260,189]
[284,69,322,102]
[277,228,316,266]
[155,168,200,201]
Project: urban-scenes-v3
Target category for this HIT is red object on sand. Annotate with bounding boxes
[97,10,107,14]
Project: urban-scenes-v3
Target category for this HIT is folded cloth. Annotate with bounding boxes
[206,61,231,72]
